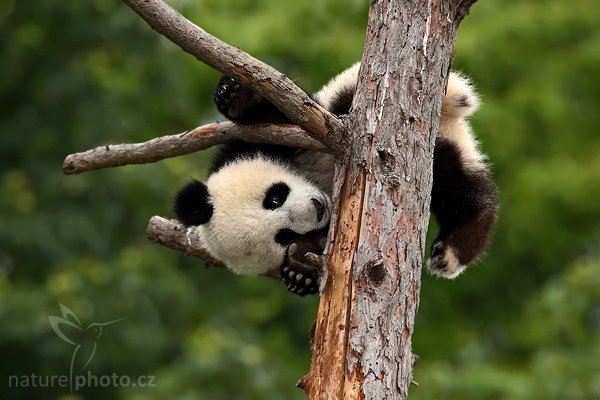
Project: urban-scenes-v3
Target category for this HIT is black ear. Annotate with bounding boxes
[173,180,213,226]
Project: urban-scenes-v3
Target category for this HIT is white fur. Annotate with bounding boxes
[315,63,360,110]
[293,151,335,194]
[200,156,330,275]
[426,246,468,279]
[439,72,485,169]
[443,72,480,119]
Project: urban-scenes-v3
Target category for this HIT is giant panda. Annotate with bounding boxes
[174,63,497,295]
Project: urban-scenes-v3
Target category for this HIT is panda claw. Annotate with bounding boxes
[431,241,445,257]
[319,237,327,248]
[296,273,304,281]
[304,252,321,266]
[288,243,298,256]
[214,76,244,117]
[427,240,468,279]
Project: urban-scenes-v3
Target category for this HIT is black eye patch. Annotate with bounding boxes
[263,182,290,210]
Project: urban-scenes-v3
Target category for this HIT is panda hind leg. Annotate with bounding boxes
[428,139,497,278]
[214,76,291,124]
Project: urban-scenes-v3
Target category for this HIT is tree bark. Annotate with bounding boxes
[302,1,477,399]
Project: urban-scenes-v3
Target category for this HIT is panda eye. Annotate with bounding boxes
[263,182,290,210]
[267,195,281,207]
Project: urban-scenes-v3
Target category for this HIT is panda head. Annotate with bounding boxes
[173,156,331,275]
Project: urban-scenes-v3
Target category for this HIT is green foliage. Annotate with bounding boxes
[0,0,598,398]
[414,257,600,400]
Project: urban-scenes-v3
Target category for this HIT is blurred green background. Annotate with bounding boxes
[1,0,599,398]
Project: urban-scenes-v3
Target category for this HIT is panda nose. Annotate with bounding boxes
[311,198,326,222]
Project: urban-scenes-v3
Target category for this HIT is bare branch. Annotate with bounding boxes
[121,0,346,153]
[147,216,224,268]
[63,121,326,175]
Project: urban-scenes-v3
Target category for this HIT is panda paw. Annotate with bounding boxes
[281,243,323,296]
[214,76,241,116]
[426,241,467,279]
[214,76,260,121]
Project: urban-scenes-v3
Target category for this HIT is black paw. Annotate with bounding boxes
[429,241,448,270]
[281,241,324,296]
[214,76,242,118]
[426,240,466,279]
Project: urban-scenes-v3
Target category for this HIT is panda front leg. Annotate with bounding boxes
[428,139,498,278]
[214,76,293,124]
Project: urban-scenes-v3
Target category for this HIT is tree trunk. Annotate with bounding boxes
[302,1,476,399]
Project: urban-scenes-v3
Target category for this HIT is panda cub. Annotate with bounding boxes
[174,63,497,295]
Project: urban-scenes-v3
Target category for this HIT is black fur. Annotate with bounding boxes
[173,180,213,226]
[275,229,302,246]
[263,182,290,210]
[328,85,355,116]
[214,76,292,124]
[210,141,298,174]
[431,139,497,266]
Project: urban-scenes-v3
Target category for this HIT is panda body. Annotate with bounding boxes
[174,63,497,285]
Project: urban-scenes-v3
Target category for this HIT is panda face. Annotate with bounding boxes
[175,156,330,276]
